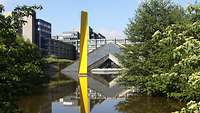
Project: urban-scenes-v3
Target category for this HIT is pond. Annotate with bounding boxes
[18,82,185,113]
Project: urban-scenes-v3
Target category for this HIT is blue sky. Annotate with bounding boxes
[0,0,196,38]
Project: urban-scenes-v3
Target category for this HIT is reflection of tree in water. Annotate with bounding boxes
[115,96,186,113]
[18,82,76,113]
[90,99,105,111]
[18,94,49,113]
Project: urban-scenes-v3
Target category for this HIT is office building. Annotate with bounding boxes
[36,19,51,55]
[49,39,76,59]
[54,27,106,53]
[19,13,52,56]
[6,11,37,43]
[10,11,77,59]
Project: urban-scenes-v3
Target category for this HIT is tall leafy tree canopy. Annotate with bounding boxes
[0,5,48,113]
[119,0,200,102]
[125,0,186,42]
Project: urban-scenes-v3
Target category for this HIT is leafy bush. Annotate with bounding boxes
[119,2,200,101]
[172,101,200,113]
[0,4,48,113]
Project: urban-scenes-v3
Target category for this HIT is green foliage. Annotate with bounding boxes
[48,80,75,89]
[120,21,200,101]
[46,55,73,64]
[0,4,47,113]
[0,4,4,13]
[46,55,73,81]
[119,1,200,102]
[172,101,200,113]
[147,22,200,101]
[187,4,200,22]
[125,0,186,42]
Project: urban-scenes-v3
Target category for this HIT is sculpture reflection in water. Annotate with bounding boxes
[18,83,105,113]
[18,83,186,113]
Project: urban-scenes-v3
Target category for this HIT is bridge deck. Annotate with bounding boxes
[91,68,122,75]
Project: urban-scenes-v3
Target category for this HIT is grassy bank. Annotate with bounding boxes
[45,55,75,87]
[46,55,73,65]
[48,79,75,89]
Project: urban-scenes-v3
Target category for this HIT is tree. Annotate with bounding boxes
[172,101,200,113]
[0,5,48,113]
[119,1,200,102]
[187,4,200,22]
[143,22,200,100]
[125,0,186,42]
[119,0,186,89]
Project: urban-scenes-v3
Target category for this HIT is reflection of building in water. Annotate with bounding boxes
[55,86,106,112]
[57,94,105,112]
[74,86,105,99]
[90,99,105,111]
[59,96,79,106]
[62,43,128,97]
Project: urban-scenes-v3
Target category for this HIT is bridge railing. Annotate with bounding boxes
[87,38,132,52]
[75,38,132,53]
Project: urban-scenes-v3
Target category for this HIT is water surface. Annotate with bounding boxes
[18,83,185,113]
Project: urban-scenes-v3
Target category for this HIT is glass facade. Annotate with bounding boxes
[49,39,76,59]
[36,19,51,55]
[55,27,107,54]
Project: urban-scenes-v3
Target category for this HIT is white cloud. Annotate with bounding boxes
[138,0,145,4]
[65,27,127,39]
[96,28,126,39]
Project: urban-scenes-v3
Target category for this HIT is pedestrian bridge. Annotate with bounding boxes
[61,43,129,97]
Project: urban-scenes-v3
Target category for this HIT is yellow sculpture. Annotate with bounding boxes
[79,11,89,113]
